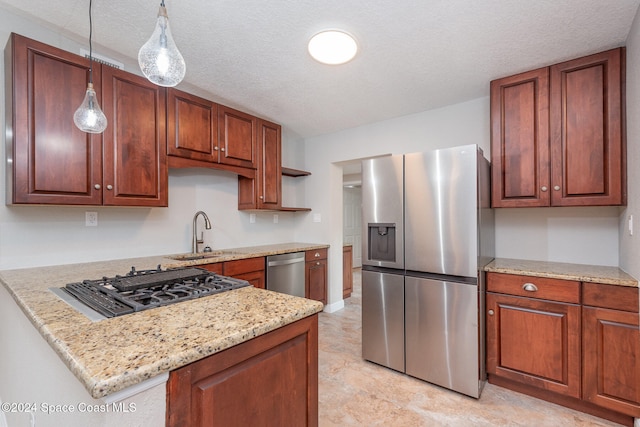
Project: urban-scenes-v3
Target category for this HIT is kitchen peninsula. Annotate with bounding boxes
[0,243,325,427]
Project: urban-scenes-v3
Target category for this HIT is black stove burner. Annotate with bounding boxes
[63,266,250,318]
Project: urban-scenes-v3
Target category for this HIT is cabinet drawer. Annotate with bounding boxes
[223,257,265,276]
[487,272,580,304]
[582,282,639,312]
[305,248,327,262]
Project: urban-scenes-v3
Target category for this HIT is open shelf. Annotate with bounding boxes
[282,167,311,177]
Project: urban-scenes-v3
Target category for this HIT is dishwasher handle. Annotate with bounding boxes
[267,256,305,267]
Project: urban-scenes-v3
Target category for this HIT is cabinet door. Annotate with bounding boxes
[343,246,353,298]
[306,259,327,304]
[234,270,265,289]
[101,66,168,207]
[486,292,581,398]
[166,89,217,162]
[218,105,256,169]
[7,33,102,205]
[257,119,281,209]
[583,306,640,417]
[550,48,625,206]
[490,67,550,207]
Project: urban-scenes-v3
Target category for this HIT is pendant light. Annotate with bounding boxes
[74,0,107,134]
[138,0,186,87]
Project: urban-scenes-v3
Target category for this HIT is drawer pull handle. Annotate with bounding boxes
[522,283,538,292]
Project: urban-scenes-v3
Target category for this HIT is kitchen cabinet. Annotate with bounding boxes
[306,249,327,304]
[166,88,218,163]
[486,273,581,398]
[201,256,265,289]
[487,272,639,425]
[5,33,167,207]
[582,283,640,418]
[166,314,319,427]
[238,119,282,210]
[490,48,626,208]
[218,105,257,169]
[343,245,353,298]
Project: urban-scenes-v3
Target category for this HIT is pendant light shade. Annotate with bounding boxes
[138,1,185,87]
[74,83,108,133]
[74,0,107,134]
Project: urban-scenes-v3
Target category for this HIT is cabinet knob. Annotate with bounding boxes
[316,261,320,265]
[488,310,494,316]
[94,184,101,190]
[106,185,113,190]
[214,146,219,151]
[522,283,538,292]
[541,186,548,192]
[315,252,320,258]
[553,185,561,191]
[221,147,225,152]
[259,196,264,199]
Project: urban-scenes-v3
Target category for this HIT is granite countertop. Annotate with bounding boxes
[485,258,638,287]
[0,242,326,399]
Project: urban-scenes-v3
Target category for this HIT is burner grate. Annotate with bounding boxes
[64,282,134,317]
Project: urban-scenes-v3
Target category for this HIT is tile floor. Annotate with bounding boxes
[317,269,622,426]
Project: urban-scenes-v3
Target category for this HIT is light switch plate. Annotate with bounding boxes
[249,214,256,224]
[273,214,279,224]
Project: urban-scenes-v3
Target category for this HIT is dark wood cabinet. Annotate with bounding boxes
[166,314,319,427]
[487,272,639,425]
[491,48,626,208]
[200,257,265,289]
[486,273,581,398]
[582,284,640,418]
[166,89,218,163]
[218,105,257,169]
[238,119,282,210]
[305,249,327,304]
[5,33,167,207]
[343,245,353,298]
[101,66,167,207]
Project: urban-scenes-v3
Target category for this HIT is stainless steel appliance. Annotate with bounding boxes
[54,266,250,319]
[266,252,306,297]
[361,144,494,398]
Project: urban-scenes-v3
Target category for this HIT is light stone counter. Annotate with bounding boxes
[484,258,638,287]
[0,242,326,400]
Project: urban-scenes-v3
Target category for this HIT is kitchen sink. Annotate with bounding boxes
[167,251,240,261]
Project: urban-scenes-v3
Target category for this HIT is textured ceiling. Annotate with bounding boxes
[1,0,639,139]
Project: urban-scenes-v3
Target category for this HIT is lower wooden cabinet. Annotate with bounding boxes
[200,257,265,289]
[343,245,353,299]
[166,314,318,427]
[486,291,581,398]
[487,272,640,424]
[305,249,327,304]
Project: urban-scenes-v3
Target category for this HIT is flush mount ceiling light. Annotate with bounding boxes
[308,30,358,65]
[73,0,108,134]
[138,0,186,87]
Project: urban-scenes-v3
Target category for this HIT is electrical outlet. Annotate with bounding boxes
[273,214,279,224]
[249,214,256,224]
[313,213,321,223]
[85,211,98,227]
[629,214,634,236]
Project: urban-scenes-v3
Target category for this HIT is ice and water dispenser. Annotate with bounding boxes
[367,223,397,262]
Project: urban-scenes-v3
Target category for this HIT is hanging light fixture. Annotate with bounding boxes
[74,0,107,134]
[138,0,186,87]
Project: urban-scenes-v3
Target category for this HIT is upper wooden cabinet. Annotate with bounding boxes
[238,119,282,210]
[218,105,257,169]
[491,48,626,208]
[166,89,218,163]
[5,33,167,207]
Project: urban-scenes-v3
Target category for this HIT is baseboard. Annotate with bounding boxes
[323,300,345,313]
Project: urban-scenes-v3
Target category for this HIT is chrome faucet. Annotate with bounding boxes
[192,211,212,253]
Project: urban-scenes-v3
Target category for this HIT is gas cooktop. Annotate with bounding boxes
[56,266,250,319]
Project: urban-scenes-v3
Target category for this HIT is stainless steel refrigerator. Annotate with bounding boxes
[361,144,494,398]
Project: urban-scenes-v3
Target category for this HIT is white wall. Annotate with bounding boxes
[620,6,640,280]
[0,8,305,270]
[299,95,623,306]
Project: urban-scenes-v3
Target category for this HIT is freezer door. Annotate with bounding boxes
[361,269,405,372]
[405,145,478,277]
[405,276,481,398]
[361,155,404,270]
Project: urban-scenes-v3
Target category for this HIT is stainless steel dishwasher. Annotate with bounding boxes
[266,252,306,297]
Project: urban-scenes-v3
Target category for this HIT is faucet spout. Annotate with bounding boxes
[192,211,212,253]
